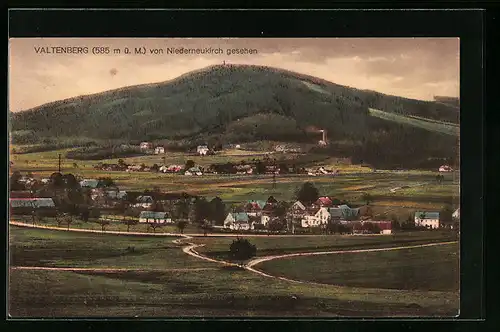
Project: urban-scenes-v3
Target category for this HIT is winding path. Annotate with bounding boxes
[10,221,457,287]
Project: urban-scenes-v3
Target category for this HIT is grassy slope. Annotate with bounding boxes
[9,226,214,269]
[258,243,459,292]
[191,231,458,261]
[9,226,459,317]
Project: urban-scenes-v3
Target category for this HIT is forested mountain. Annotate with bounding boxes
[10,64,459,169]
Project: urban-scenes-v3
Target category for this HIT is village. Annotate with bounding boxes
[9,168,460,235]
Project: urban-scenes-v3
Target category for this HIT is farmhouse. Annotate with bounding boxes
[224,212,251,230]
[154,146,165,154]
[301,207,330,228]
[415,211,440,229]
[79,179,99,189]
[140,142,153,150]
[197,145,209,156]
[139,211,172,224]
[9,198,57,216]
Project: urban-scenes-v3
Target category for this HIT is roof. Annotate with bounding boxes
[80,179,99,188]
[415,211,440,219]
[136,195,154,203]
[246,200,266,210]
[317,197,332,205]
[188,167,202,172]
[139,211,167,219]
[328,208,343,218]
[292,201,306,210]
[231,212,249,222]
[106,191,127,199]
[10,198,55,208]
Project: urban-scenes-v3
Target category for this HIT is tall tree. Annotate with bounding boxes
[209,197,226,226]
[185,160,195,170]
[296,182,319,205]
[9,171,25,191]
[193,197,210,224]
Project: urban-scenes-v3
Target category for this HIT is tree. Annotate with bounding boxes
[89,207,101,222]
[268,218,285,233]
[279,162,289,174]
[255,160,266,174]
[80,204,90,221]
[177,220,188,234]
[296,182,319,206]
[50,172,64,188]
[123,208,139,232]
[390,214,400,231]
[62,213,73,230]
[118,159,125,167]
[229,238,257,262]
[361,193,373,205]
[97,217,110,232]
[274,201,290,218]
[147,220,163,233]
[175,199,191,221]
[193,197,210,224]
[10,171,25,191]
[185,160,195,170]
[209,197,226,226]
[97,177,116,188]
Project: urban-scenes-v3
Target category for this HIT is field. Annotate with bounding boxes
[10,147,459,221]
[190,231,458,262]
[258,243,459,291]
[8,226,459,317]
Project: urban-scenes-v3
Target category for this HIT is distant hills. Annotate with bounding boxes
[9,64,459,169]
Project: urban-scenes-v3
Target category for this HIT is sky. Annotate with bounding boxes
[9,38,460,112]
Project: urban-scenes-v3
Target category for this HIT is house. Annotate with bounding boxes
[154,147,165,154]
[244,200,267,217]
[415,211,440,229]
[139,211,173,224]
[364,220,393,234]
[439,165,453,172]
[328,207,343,222]
[185,167,202,176]
[79,179,99,189]
[338,204,360,221]
[452,208,460,219]
[133,195,154,209]
[301,207,330,228]
[224,212,251,230]
[197,145,209,156]
[9,198,57,216]
[314,196,333,207]
[140,142,153,150]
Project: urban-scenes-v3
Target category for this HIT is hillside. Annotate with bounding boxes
[10,64,459,169]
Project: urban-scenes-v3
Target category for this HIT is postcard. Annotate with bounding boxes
[8,37,460,318]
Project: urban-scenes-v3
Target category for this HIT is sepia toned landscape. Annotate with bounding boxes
[8,38,460,318]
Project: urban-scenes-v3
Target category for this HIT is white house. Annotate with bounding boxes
[224,212,251,230]
[139,211,172,224]
[452,208,460,219]
[414,211,440,229]
[133,195,154,209]
[197,145,209,156]
[301,207,330,228]
[154,147,165,154]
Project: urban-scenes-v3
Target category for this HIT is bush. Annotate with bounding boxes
[229,238,257,261]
